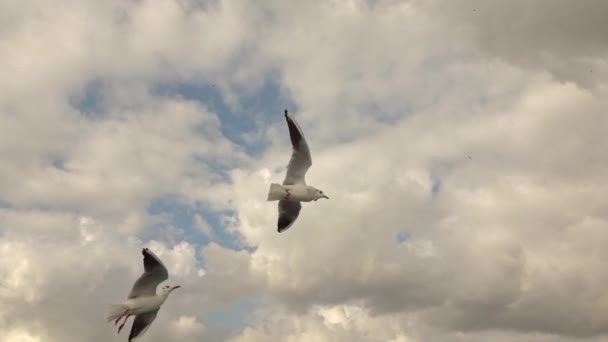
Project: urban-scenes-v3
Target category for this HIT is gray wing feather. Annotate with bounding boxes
[128,248,168,299]
[277,200,302,232]
[283,110,312,185]
[128,309,159,341]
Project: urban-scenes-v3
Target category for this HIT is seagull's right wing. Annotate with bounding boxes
[283,110,312,185]
[128,309,158,341]
[128,248,168,299]
[277,200,302,233]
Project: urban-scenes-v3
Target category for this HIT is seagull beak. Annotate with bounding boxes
[171,285,181,292]
[322,195,329,199]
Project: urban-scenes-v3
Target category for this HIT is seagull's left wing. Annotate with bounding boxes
[128,309,158,341]
[283,110,312,185]
[128,248,169,299]
[277,200,302,233]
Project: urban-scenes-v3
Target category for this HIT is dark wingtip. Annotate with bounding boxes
[278,216,292,233]
[284,110,302,149]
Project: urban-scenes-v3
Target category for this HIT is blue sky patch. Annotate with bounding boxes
[431,178,442,199]
[396,230,410,243]
[70,78,108,118]
[153,77,296,156]
[147,195,246,253]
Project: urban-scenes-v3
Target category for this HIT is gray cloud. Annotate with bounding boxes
[223,1,608,340]
[414,0,608,88]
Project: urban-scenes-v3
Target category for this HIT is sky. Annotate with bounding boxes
[1,0,608,341]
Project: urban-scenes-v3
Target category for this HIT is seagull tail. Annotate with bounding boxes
[267,183,285,201]
[106,304,129,322]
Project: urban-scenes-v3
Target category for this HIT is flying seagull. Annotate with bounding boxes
[267,109,329,232]
[107,248,180,341]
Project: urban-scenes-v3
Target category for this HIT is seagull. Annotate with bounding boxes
[267,109,329,232]
[107,248,180,341]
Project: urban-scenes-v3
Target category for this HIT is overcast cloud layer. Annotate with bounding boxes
[1,1,607,341]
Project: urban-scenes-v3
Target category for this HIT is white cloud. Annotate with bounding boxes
[227,74,608,339]
[169,315,205,339]
[0,329,43,342]
[222,2,608,340]
[1,0,607,341]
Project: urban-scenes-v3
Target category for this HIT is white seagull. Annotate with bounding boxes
[267,109,329,232]
[107,248,180,341]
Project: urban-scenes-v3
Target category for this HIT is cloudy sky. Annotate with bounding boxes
[1,0,607,341]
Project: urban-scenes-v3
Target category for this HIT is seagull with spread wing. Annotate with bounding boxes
[267,109,329,232]
[107,248,180,341]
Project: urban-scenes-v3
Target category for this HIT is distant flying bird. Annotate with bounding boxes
[107,248,181,341]
[267,110,329,232]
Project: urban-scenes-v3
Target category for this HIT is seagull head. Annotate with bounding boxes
[314,189,329,201]
[161,285,182,295]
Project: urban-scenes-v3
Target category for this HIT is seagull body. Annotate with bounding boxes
[107,248,180,341]
[267,110,329,232]
[120,294,167,316]
[268,183,318,202]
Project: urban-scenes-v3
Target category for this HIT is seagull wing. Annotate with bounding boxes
[283,110,312,185]
[277,200,302,233]
[128,248,168,299]
[128,309,158,341]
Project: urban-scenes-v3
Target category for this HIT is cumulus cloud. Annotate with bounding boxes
[414,0,608,89]
[1,0,607,341]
